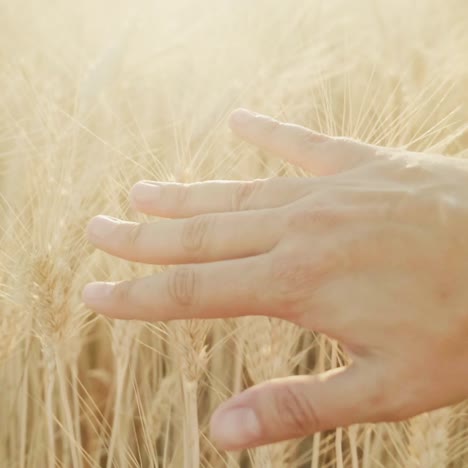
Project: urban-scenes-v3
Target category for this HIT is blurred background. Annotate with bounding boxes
[0,0,467,467]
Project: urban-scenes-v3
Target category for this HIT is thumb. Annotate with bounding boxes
[229,108,379,176]
[210,364,384,450]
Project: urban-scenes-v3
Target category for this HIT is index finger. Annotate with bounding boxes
[229,109,377,175]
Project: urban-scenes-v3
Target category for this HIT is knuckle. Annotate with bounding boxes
[167,267,199,308]
[127,223,144,248]
[432,193,455,227]
[372,393,408,423]
[393,158,430,182]
[112,280,132,304]
[268,248,327,312]
[366,367,412,423]
[339,136,370,154]
[181,214,214,256]
[367,387,393,421]
[299,129,327,150]
[261,117,282,136]
[231,179,263,211]
[384,190,418,220]
[273,386,320,435]
[331,137,375,171]
[286,206,340,231]
[173,183,189,207]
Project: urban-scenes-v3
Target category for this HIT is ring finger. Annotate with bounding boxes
[86,207,286,265]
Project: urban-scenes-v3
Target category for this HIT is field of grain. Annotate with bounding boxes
[0,0,467,466]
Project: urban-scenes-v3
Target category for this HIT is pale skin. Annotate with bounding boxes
[82,108,468,450]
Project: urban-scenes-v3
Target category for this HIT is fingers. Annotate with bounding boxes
[210,364,381,450]
[81,255,272,321]
[129,177,315,218]
[229,109,378,176]
[86,208,285,264]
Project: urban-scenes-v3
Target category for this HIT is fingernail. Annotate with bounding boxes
[82,282,114,306]
[131,181,161,204]
[87,216,120,240]
[230,108,257,126]
[211,407,261,448]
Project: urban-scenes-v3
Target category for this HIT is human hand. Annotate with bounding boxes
[82,109,468,450]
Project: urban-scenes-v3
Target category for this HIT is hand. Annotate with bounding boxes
[82,108,468,451]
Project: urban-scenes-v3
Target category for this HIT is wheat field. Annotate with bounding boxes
[1,0,467,466]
